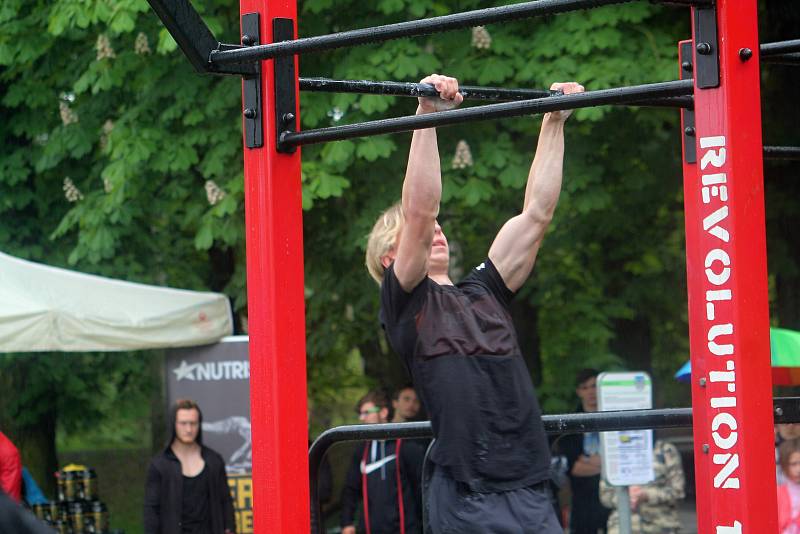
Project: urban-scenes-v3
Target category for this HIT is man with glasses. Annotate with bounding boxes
[340,390,425,534]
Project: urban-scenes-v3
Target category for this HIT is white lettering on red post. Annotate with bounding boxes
[699,135,742,529]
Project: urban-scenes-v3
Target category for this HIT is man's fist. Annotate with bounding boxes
[548,81,585,121]
[418,74,463,113]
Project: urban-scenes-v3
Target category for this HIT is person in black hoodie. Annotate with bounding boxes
[144,398,236,534]
[340,390,425,534]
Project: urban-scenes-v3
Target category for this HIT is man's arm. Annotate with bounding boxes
[340,446,364,533]
[570,453,602,477]
[392,74,462,291]
[142,462,162,533]
[218,464,237,534]
[488,82,584,292]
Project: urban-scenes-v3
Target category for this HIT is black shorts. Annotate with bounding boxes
[424,464,562,534]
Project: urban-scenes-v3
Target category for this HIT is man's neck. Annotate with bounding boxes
[171,439,201,456]
[429,273,453,285]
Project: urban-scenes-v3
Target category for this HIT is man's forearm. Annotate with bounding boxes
[522,114,565,219]
[402,107,442,221]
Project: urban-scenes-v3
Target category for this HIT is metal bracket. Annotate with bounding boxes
[242,13,262,149]
[680,41,696,164]
[693,6,720,89]
[273,18,298,154]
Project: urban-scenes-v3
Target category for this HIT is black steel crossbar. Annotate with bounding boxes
[298,77,693,109]
[299,77,552,101]
[210,0,638,65]
[764,146,800,160]
[282,79,693,147]
[762,53,800,66]
[309,398,800,533]
[760,39,800,58]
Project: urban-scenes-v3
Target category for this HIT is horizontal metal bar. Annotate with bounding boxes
[298,77,693,108]
[764,146,800,160]
[760,39,800,58]
[283,79,693,146]
[762,52,800,66]
[299,77,552,101]
[210,0,636,65]
[651,0,713,6]
[309,397,800,533]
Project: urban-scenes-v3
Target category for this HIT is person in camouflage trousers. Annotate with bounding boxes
[599,439,686,533]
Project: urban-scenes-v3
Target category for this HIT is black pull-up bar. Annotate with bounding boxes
[760,39,800,58]
[210,0,701,66]
[764,146,800,160]
[299,77,694,109]
[280,79,693,147]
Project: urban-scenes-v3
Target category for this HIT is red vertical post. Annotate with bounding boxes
[239,0,309,532]
[681,1,776,532]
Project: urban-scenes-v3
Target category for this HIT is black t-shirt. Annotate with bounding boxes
[380,259,551,492]
[181,466,210,534]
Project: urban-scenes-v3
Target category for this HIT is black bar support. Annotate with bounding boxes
[209,0,636,65]
[146,0,218,73]
[298,77,693,108]
[274,18,297,153]
[282,79,693,147]
[309,398,800,534]
[764,146,800,160]
[242,14,262,148]
[680,41,696,163]
[693,5,720,89]
[146,0,256,75]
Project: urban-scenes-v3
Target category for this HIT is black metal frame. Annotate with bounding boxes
[299,77,693,109]
[210,0,692,66]
[680,41,697,163]
[693,5,720,89]
[281,79,693,147]
[309,397,800,533]
[760,39,800,59]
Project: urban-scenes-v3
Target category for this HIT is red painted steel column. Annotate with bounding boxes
[682,1,776,532]
[239,0,309,532]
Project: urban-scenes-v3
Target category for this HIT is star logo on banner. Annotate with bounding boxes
[173,360,199,381]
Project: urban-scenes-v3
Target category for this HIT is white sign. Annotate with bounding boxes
[598,372,654,486]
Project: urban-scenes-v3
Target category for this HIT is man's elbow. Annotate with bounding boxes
[522,204,554,228]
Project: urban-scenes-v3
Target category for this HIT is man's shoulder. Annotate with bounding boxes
[201,446,227,469]
[147,449,177,473]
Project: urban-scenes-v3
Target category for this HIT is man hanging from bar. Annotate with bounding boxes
[365,74,583,532]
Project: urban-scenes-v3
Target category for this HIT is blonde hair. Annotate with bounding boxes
[365,202,404,285]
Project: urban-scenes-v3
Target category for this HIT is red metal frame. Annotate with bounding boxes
[239,0,309,532]
[235,0,777,530]
[682,1,776,532]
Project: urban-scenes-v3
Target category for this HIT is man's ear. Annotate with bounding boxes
[380,407,389,421]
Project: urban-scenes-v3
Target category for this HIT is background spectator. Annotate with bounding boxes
[599,439,686,534]
[0,430,22,502]
[558,368,609,533]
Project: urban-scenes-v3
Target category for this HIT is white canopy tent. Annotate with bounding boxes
[0,251,233,352]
